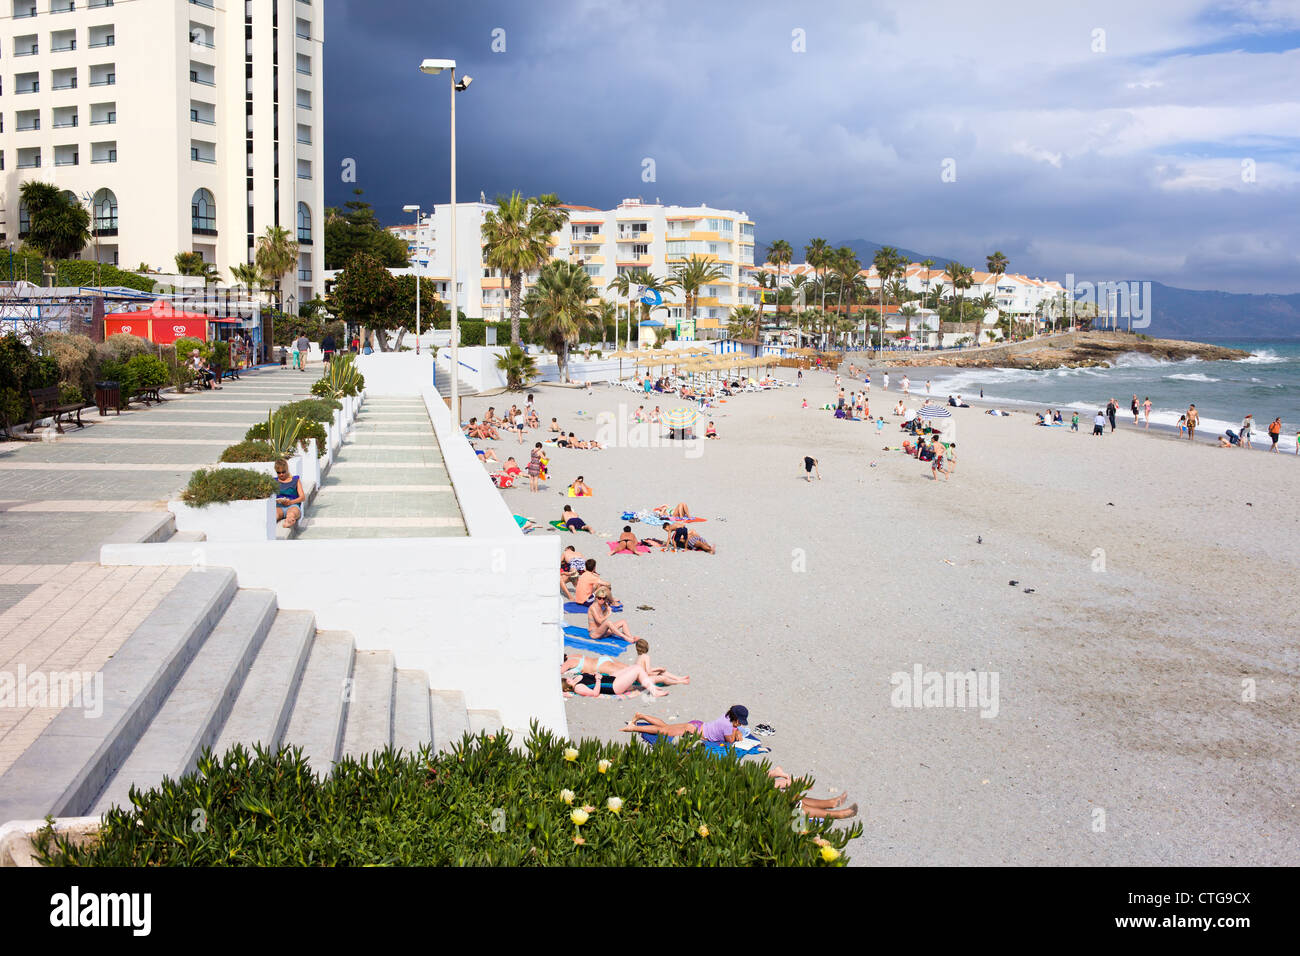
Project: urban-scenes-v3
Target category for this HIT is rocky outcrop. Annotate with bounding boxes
[884,332,1250,369]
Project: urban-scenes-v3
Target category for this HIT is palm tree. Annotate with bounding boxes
[986,251,1008,342]
[886,278,909,306]
[804,239,830,315]
[495,344,538,390]
[767,239,792,327]
[946,262,974,344]
[230,262,263,298]
[872,246,905,353]
[608,270,644,349]
[729,305,761,342]
[899,304,920,342]
[832,247,860,319]
[920,258,936,315]
[523,261,600,382]
[255,225,299,305]
[482,191,568,345]
[19,182,91,260]
[670,254,727,338]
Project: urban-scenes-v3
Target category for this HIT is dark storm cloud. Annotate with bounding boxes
[323,0,1300,292]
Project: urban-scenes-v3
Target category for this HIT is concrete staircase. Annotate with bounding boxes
[434,369,479,399]
[0,567,500,822]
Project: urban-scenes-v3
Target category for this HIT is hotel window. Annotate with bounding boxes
[93,187,118,232]
[192,188,216,234]
[297,202,311,243]
[632,244,648,257]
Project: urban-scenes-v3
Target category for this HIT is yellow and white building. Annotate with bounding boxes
[386,197,759,339]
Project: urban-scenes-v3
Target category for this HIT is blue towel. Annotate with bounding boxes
[564,600,624,615]
[564,635,629,655]
[563,623,629,647]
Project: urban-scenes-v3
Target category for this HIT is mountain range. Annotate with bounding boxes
[753,239,1300,340]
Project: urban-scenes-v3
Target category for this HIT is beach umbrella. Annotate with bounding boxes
[918,404,952,419]
[662,406,699,431]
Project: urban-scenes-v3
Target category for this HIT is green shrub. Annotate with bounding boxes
[279,398,341,422]
[38,332,97,402]
[219,440,277,463]
[94,360,137,403]
[0,337,59,434]
[58,383,85,406]
[244,411,305,457]
[309,377,333,398]
[172,336,209,363]
[125,354,168,389]
[210,340,231,370]
[32,724,859,866]
[94,333,154,365]
[295,420,327,453]
[180,468,276,507]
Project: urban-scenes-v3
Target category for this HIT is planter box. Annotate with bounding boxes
[219,449,316,495]
[1,817,101,867]
[330,412,343,450]
[168,495,276,542]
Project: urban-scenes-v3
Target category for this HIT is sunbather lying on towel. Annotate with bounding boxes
[561,664,667,698]
[654,502,692,519]
[620,704,748,742]
[561,639,688,685]
[768,767,859,820]
[612,526,650,555]
[560,504,591,533]
[663,522,715,553]
[588,588,638,641]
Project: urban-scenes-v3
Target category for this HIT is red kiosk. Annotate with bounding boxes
[103,300,229,344]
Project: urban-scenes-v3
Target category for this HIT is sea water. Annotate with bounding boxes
[926,339,1300,452]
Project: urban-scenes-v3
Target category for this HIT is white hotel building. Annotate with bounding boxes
[0,0,324,305]
[384,197,760,339]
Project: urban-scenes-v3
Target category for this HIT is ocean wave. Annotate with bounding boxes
[1113,351,1183,368]
[1237,350,1287,365]
[1165,373,1220,383]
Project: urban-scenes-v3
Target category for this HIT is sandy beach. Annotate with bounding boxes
[462,367,1299,866]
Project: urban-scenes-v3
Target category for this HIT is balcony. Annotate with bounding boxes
[88,35,115,49]
[90,103,116,125]
[89,0,112,7]
[54,146,78,166]
[189,0,213,7]
[15,6,36,18]
[17,149,41,169]
[89,65,116,87]
[52,1,75,12]
[91,141,117,164]
[15,36,38,56]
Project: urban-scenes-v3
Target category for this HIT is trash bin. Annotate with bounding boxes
[279,346,288,366]
[95,381,121,417]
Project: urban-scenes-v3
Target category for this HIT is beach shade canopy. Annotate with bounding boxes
[662,407,699,430]
[919,404,952,419]
[610,349,639,359]
[638,319,665,328]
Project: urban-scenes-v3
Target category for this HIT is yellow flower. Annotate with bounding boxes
[597,759,611,774]
[564,747,579,762]
[571,808,590,826]
[560,789,575,805]
[819,845,841,863]
[606,797,623,814]
[698,824,710,838]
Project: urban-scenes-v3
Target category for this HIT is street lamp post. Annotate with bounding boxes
[419,58,472,425]
[402,204,422,355]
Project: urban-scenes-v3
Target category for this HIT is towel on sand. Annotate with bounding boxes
[608,541,652,554]
[634,722,771,759]
[564,600,624,614]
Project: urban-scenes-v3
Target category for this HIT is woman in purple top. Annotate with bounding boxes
[619,705,748,742]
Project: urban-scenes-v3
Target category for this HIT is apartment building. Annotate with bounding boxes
[0,0,324,304]
[385,197,759,340]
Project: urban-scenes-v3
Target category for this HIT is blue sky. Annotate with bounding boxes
[323,0,1300,293]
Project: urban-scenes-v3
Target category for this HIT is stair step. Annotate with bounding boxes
[92,589,279,814]
[0,568,237,822]
[282,631,355,778]
[431,689,470,753]
[392,670,432,755]
[169,530,206,543]
[339,650,395,763]
[213,610,315,756]
[468,709,503,737]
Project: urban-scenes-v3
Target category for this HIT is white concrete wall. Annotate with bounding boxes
[99,377,567,740]
[354,352,435,396]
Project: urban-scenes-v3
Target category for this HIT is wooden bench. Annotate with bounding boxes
[131,385,163,405]
[27,386,85,433]
[216,363,241,382]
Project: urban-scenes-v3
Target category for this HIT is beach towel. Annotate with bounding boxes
[548,520,567,531]
[608,541,652,554]
[564,600,624,614]
[634,722,771,760]
[563,623,629,648]
[564,634,630,655]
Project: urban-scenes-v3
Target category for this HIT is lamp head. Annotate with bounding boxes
[402,204,420,213]
[456,75,473,91]
[419,58,455,75]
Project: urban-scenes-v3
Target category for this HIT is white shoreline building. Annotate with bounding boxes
[377,197,760,340]
[0,0,324,305]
